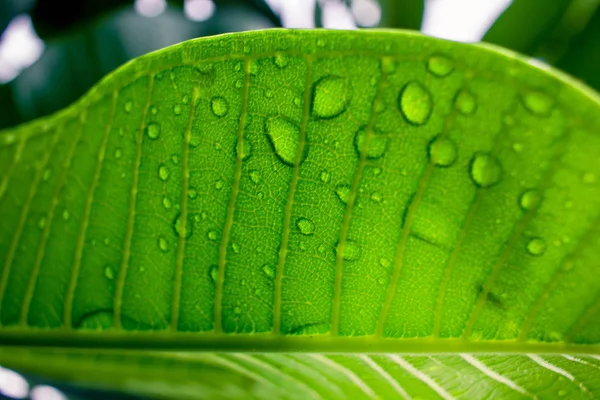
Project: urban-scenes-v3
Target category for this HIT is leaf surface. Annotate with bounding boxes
[1,29,600,399]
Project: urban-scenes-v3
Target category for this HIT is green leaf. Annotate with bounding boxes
[1,29,600,399]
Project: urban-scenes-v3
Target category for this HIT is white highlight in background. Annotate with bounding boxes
[321,1,356,29]
[352,0,382,27]
[0,366,28,399]
[184,0,215,22]
[422,0,512,42]
[0,15,44,83]
[30,385,67,400]
[135,0,167,18]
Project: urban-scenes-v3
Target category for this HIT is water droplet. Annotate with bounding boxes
[237,137,252,160]
[557,390,568,397]
[103,237,110,246]
[297,218,315,235]
[43,169,51,181]
[583,172,596,184]
[77,310,114,330]
[429,136,457,167]
[274,54,289,68]
[470,152,502,188]
[249,170,261,184]
[378,277,386,285]
[398,81,433,125]
[519,189,542,211]
[114,148,122,159]
[354,128,388,159]
[265,116,303,166]
[427,55,454,77]
[210,97,229,117]
[264,89,274,99]
[371,191,382,202]
[312,76,351,119]
[455,90,477,115]
[188,188,198,199]
[182,95,189,104]
[158,236,168,252]
[162,196,172,209]
[104,266,114,280]
[146,123,160,140]
[158,164,170,181]
[262,265,275,278]
[337,240,361,261]
[124,100,133,113]
[373,167,382,176]
[173,213,192,239]
[235,80,243,89]
[320,170,331,183]
[335,184,350,204]
[232,243,241,253]
[208,230,218,241]
[215,180,224,190]
[527,237,546,256]
[234,61,242,72]
[150,106,158,115]
[38,217,46,229]
[522,91,554,116]
[234,306,242,314]
[380,258,391,268]
[209,265,218,282]
[62,209,70,220]
[173,105,182,115]
[293,97,302,107]
[513,143,524,153]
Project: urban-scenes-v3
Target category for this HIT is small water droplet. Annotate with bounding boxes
[522,91,554,116]
[158,236,168,252]
[103,237,110,246]
[232,243,241,253]
[320,170,331,183]
[470,152,502,188]
[249,170,261,184]
[513,143,524,153]
[398,81,433,125]
[173,213,192,239]
[77,310,114,330]
[558,390,568,397]
[264,89,273,99]
[262,265,275,278]
[297,218,315,235]
[208,230,218,241]
[335,184,351,204]
[312,76,351,119]
[427,55,454,77]
[209,265,218,282]
[527,237,546,256]
[62,209,70,221]
[210,97,229,117]
[124,100,133,113]
[519,189,542,211]
[354,128,388,159]
[104,266,114,280]
[455,90,477,115]
[114,148,122,159]
[337,240,361,261]
[293,97,302,107]
[182,95,189,104]
[146,123,160,140]
[274,54,289,68]
[237,137,252,160]
[150,106,158,115]
[215,180,224,190]
[318,245,326,254]
[265,116,304,166]
[173,105,182,115]
[371,191,382,202]
[377,277,386,285]
[162,196,172,209]
[158,164,170,181]
[42,169,51,181]
[235,79,243,89]
[429,136,458,167]
[380,258,391,268]
[38,217,46,229]
[234,306,242,314]
[188,188,198,199]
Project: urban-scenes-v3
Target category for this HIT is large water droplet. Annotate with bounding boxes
[211,97,229,117]
[311,76,351,119]
[77,310,114,330]
[522,91,554,116]
[297,218,315,235]
[470,152,502,187]
[429,136,458,167]
[158,164,170,181]
[104,266,114,280]
[237,137,252,160]
[354,128,388,159]
[262,265,275,278]
[158,236,169,252]
[146,122,160,140]
[173,105,182,116]
[527,237,546,256]
[398,81,433,125]
[337,240,361,261]
[188,188,198,200]
[519,189,542,211]
[124,100,133,113]
[427,55,454,77]
[162,196,172,209]
[455,90,477,115]
[335,184,351,204]
[265,116,304,166]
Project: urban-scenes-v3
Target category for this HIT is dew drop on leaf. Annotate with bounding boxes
[235,80,243,89]
[427,55,454,77]
[173,105,182,115]
[249,170,261,184]
[188,188,198,200]
[470,152,502,187]
[371,191,382,202]
[297,218,315,235]
[237,137,252,160]
[265,116,302,166]
[145,122,160,140]
[311,76,350,119]
[42,168,51,181]
[274,54,289,68]
[398,81,433,125]
[215,180,224,190]
[62,209,70,221]
[158,164,170,181]
[320,170,331,183]
[162,196,172,209]
[380,258,391,268]
[527,237,547,256]
[429,136,458,167]
[262,265,275,278]
[455,90,477,115]
[209,265,218,282]
[124,100,133,113]
[207,230,218,241]
[158,236,168,252]
[234,306,242,314]
[232,243,241,253]
[77,310,114,330]
[210,97,229,117]
[173,213,192,239]
[558,390,568,397]
[104,266,114,280]
[38,217,46,229]
[182,95,189,104]
[335,184,351,204]
[338,240,361,261]
[522,91,554,116]
[519,189,542,211]
[150,106,158,115]
[114,148,122,159]
[354,127,388,159]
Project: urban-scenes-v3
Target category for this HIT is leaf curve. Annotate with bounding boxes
[0,28,600,398]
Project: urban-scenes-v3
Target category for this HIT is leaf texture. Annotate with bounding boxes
[0,29,600,398]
